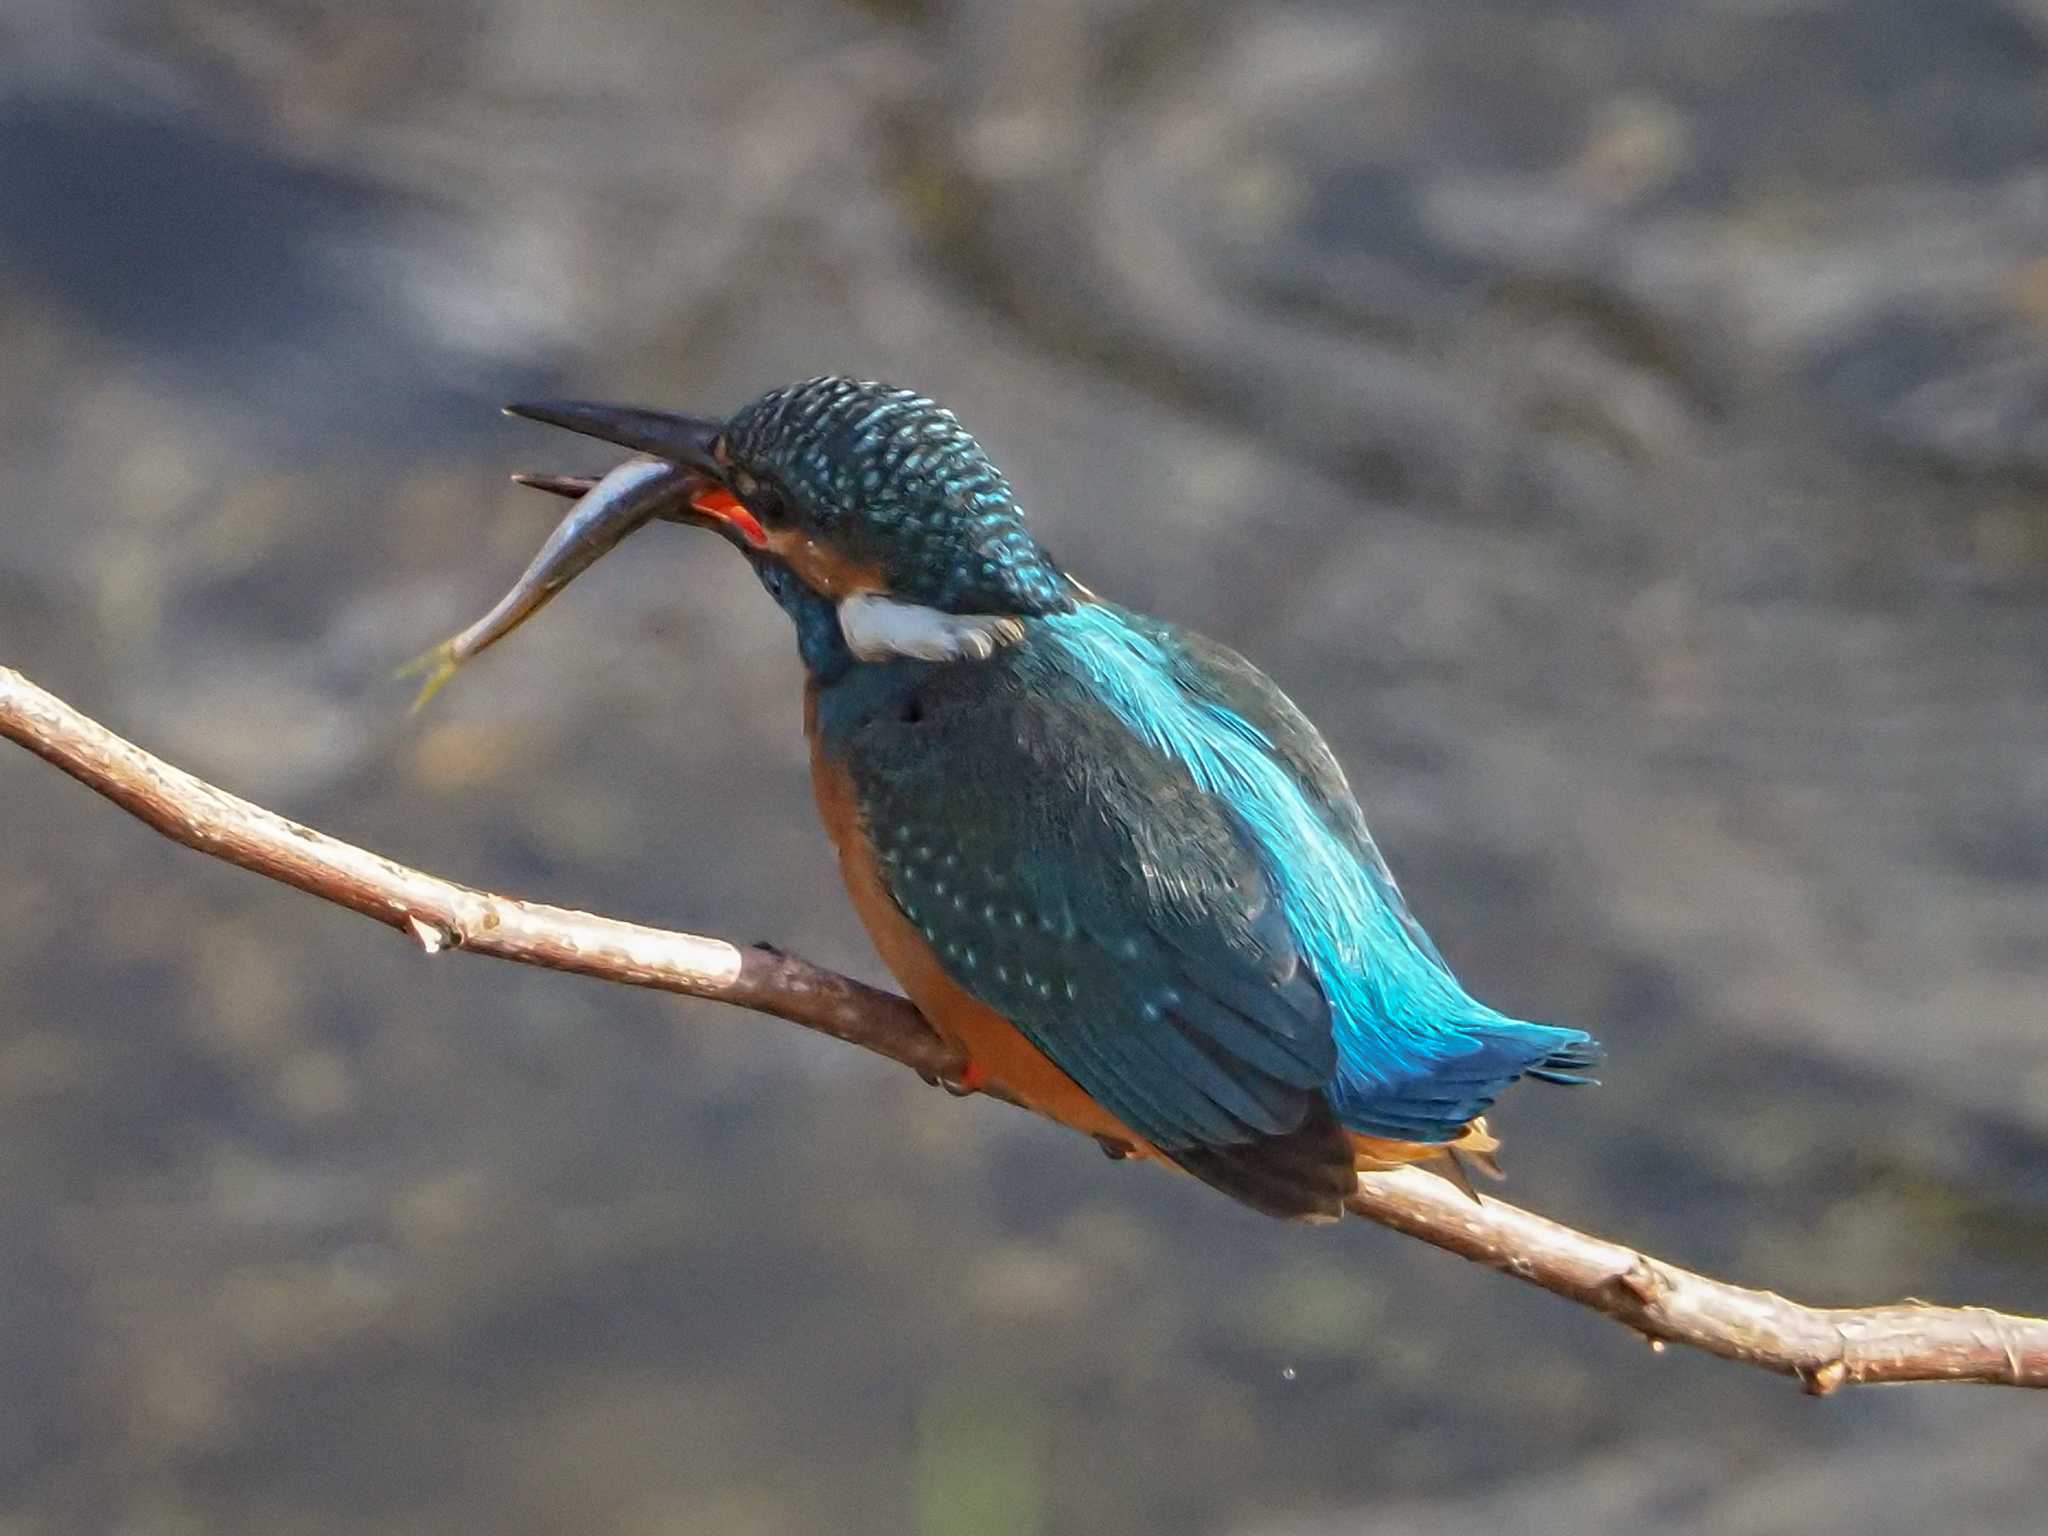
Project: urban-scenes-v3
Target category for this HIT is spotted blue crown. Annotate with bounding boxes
[722,377,1073,616]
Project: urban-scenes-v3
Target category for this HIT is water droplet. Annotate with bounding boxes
[1280,1367,1297,1382]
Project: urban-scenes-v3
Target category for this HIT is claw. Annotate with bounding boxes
[1440,1146,1501,1204]
[941,1057,990,1096]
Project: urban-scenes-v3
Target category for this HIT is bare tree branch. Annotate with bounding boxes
[3,662,2042,1392]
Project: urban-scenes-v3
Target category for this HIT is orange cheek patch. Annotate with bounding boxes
[766,528,887,599]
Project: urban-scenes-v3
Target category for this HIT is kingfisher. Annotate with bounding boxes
[412,376,1601,1220]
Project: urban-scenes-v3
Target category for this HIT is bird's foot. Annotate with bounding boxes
[939,1056,990,1097]
[1095,1135,1137,1161]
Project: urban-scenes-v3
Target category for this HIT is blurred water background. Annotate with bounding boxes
[2,2,2046,1532]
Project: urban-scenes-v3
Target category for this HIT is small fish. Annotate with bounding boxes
[397,455,693,711]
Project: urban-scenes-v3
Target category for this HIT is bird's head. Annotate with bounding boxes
[400,377,1075,705]
[513,375,1074,622]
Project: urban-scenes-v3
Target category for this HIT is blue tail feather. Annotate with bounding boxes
[1332,1019,1601,1144]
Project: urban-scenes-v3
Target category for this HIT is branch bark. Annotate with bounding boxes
[3,662,2042,1392]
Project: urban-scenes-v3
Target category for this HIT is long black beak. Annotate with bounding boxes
[507,401,769,546]
[503,400,725,474]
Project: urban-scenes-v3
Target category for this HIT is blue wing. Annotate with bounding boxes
[1041,604,1602,1144]
[1117,610,1456,971]
[821,650,1357,1218]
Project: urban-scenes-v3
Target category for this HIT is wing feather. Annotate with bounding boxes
[826,649,1352,1214]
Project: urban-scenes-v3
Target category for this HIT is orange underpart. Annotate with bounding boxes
[806,695,1151,1151]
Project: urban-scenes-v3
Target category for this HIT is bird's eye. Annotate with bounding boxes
[731,468,793,527]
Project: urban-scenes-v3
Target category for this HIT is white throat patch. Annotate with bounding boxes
[837,592,1026,663]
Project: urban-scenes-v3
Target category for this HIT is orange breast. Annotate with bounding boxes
[805,686,1152,1154]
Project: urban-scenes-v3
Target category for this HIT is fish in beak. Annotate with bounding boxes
[398,401,766,711]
